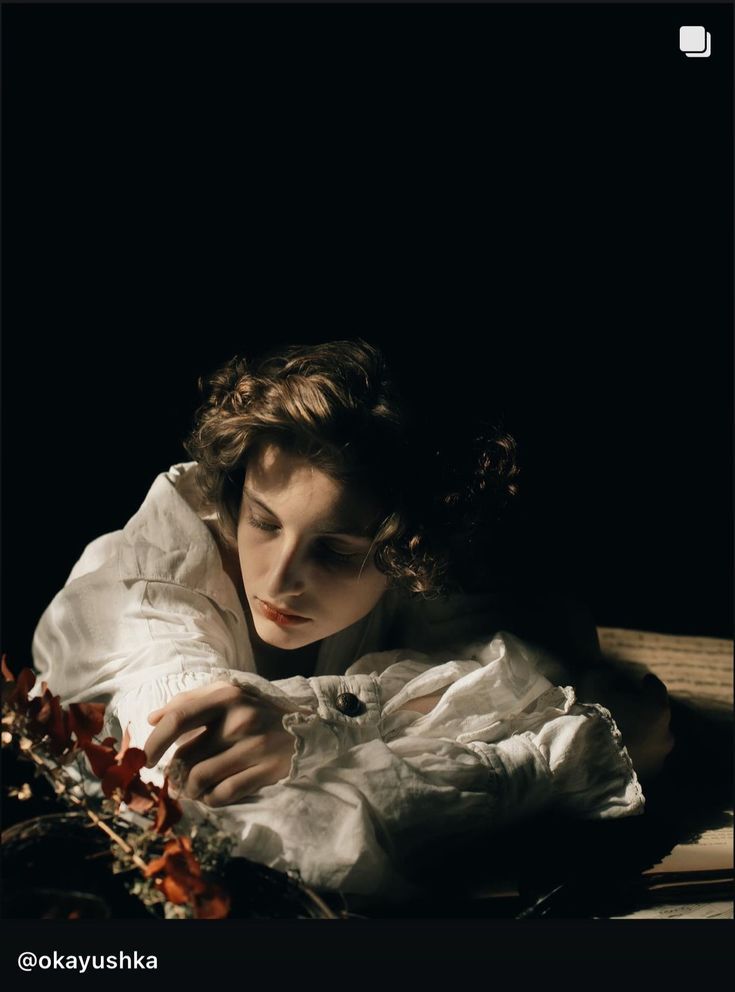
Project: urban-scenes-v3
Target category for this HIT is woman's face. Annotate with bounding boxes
[236,442,389,651]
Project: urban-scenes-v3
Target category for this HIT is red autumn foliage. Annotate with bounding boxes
[144,836,230,919]
[192,881,231,921]
[2,663,180,816]
[98,746,157,815]
[1,656,38,710]
[123,781,158,815]
[66,701,105,744]
[2,656,225,918]
[26,684,73,756]
[3,661,104,759]
[144,835,203,898]
[154,777,183,834]
[82,737,119,779]
[100,746,147,798]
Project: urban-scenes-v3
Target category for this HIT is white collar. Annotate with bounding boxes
[114,462,406,675]
[116,462,244,622]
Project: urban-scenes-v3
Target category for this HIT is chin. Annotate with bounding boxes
[254,620,311,650]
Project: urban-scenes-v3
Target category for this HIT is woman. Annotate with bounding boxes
[31,339,673,900]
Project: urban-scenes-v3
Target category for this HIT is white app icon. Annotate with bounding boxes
[679,25,712,58]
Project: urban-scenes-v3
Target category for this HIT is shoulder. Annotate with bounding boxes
[120,461,208,552]
[49,464,206,597]
[56,462,239,618]
[65,530,125,585]
[117,463,232,601]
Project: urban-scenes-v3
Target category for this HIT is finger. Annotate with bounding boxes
[182,740,261,801]
[146,725,209,776]
[170,726,230,771]
[146,683,264,729]
[149,682,246,721]
[199,765,270,808]
[158,682,237,709]
[144,699,231,768]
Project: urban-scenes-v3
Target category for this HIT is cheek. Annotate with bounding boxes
[338,566,388,612]
[236,529,263,582]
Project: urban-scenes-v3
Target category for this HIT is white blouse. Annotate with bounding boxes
[31,462,645,902]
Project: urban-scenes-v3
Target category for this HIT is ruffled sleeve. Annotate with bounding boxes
[32,539,645,901]
[463,687,645,822]
[152,632,645,899]
[280,631,644,822]
[30,531,252,739]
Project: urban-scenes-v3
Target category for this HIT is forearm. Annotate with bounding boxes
[178,683,645,899]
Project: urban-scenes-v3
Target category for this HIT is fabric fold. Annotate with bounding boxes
[27,461,649,900]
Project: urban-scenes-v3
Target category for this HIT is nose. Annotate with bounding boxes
[266,539,308,601]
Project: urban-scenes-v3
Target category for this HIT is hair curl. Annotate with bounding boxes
[182,339,519,598]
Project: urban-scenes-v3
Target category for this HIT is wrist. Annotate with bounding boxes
[280,673,383,781]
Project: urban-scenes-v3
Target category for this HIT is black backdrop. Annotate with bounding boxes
[2,2,733,676]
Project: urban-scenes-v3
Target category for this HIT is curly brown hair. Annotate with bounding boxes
[182,339,519,598]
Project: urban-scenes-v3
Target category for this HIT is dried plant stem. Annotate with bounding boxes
[67,794,149,873]
[24,747,148,873]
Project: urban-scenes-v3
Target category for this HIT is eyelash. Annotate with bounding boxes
[245,513,363,565]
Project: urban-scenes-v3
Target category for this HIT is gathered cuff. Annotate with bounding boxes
[280,673,384,781]
[463,684,645,826]
[524,694,646,820]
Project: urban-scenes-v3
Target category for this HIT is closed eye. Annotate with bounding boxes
[246,513,279,533]
[246,513,365,565]
[318,544,363,563]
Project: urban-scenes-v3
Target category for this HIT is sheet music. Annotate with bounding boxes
[606,900,733,920]
[602,816,734,919]
[644,816,733,877]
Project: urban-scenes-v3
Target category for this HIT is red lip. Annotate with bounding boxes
[256,598,311,625]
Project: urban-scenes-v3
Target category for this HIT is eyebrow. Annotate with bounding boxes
[243,486,375,540]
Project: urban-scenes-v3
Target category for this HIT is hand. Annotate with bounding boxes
[143,682,297,808]
[577,668,675,784]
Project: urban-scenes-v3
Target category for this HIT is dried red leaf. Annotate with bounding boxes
[18,668,37,698]
[160,872,203,904]
[163,834,194,857]
[66,702,105,744]
[162,835,201,877]
[1,654,15,682]
[82,737,119,779]
[116,724,132,762]
[153,777,183,834]
[124,777,156,814]
[150,837,200,874]
[2,665,37,709]
[157,875,185,904]
[2,659,230,919]
[26,689,72,755]
[145,834,210,908]
[194,881,231,920]
[143,855,168,878]
[101,747,147,800]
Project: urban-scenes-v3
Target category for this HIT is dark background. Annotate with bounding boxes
[0,0,733,961]
[2,2,732,677]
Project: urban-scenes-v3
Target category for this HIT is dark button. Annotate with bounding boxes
[335,692,363,717]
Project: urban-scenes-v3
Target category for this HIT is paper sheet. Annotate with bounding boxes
[606,900,733,920]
